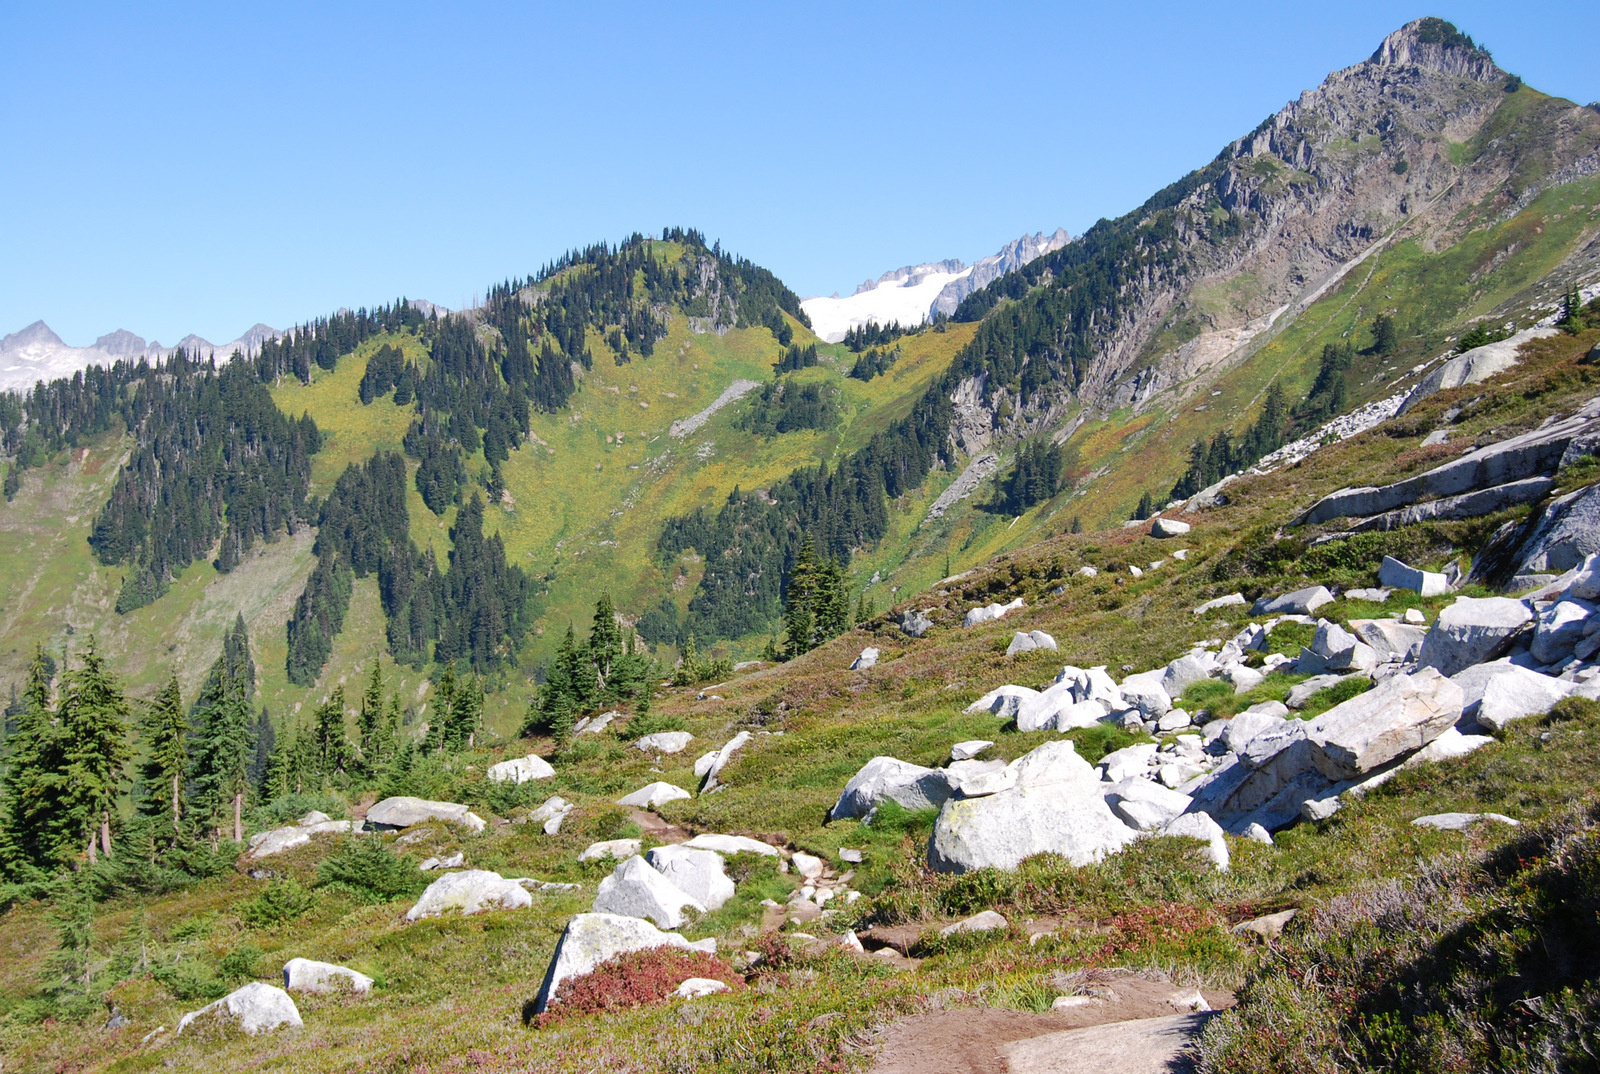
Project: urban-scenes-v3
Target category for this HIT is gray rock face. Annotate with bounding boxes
[646,845,736,911]
[487,754,556,784]
[927,779,1136,873]
[1378,556,1450,596]
[1351,478,1555,533]
[850,647,880,670]
[1305,668,1463,780]
[177,982,303,1036]
[406,870,533,920]
[1417,596,1534,675]
[830,756,957,820]
[635,731,693,754]
[1253,587,1334,615]
[1305,621,1378,673]
[900,609,933,637]
[535,913,698,1014]
[1161,654,1214,699]
[366,797,486,833]
[616,782,692,810]
[1151,517,1192,538]
[1119,671,1172,717]
[1396,327,1558,414]
[1350,618,1427,663]
[1299,409,1596,526]
[282,958,373,994]
[592,855,705,928]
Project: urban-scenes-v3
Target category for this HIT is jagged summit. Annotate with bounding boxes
[1369,17,1503,81]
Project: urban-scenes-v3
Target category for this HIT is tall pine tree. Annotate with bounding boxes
[189,617,257,842]
[56,637,132,862]
[136,675,187,837]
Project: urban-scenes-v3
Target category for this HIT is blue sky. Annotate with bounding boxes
[3,2,1597,346]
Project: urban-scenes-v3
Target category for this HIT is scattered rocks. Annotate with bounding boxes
[592,855,705,928]
[282,958,373,994]
[177,982,302,1037]
[578,838,643,862]
[616,782,692,809]
[406,870,534,920]
[635,731,693,754]
[366,797,486,833]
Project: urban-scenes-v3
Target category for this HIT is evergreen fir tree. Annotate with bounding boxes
[589,593,623,690]
[1,646,70,870]
[57,637,132,861]
[312,688,348,778]
[136,675,187,837]
[358,658,386,770]
[782,536,820,659]
[189,618,257,842]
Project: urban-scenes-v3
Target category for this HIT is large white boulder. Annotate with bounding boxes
[1350,619,1428,663]
[617,782,692,810]
[1417,597,1534,676]
[534,913,701,1014]
[366,797,486,833]
[1531,598,1597,665]
[1161,812,1229,872]
[928,780,1137,874]
[406,870,533,921]
[1151,517,1191,538]
[1378,556,1450,597]
[592,855,706,928]
[579,838,642,862]
[1160,654,1214,699]
[1451,659,1573,731]
[487,753,556,784]
[528,795,573,835]
[850,647,880,670]
[282,958,373,994]
[635,731,694,754]
[963,597,1025,628]
[965,683,1041,718]
[646,845,736,911]
[1104,779,1193,831]
[1305,668,1463,780]
[698,731,751,790]
[1253,587,1334,616]
[1006,630,1058,657]
[680,833,778,856]
[245,819,353,860]
[830,756,957,819]
[1119,671,1172,717]
[177,982,302,1036]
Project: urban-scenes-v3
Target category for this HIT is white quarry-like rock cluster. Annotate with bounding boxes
[830,552,1600,875]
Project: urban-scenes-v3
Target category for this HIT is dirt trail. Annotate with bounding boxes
[870,978,1230,1074]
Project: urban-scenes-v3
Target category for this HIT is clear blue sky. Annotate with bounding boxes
[3,2,1597,346]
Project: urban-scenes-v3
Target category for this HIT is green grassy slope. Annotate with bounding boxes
[1,324,1595,1073]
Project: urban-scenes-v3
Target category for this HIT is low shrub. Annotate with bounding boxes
[240,879,316,928]
[316,835,428,903]
[534,947,742,1027]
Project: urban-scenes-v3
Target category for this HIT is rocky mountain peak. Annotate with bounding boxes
[1368,18,1502,82]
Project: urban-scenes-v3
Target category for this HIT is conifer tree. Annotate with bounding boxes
[137,675,187,836]
[445,675,482,750]
[783,536,820,659]
[189,618,257,842]
[358,658,387,770]
[312,688,348,778]
[1,646,69,869]
[589,593,623,690]
[57,637,132,861]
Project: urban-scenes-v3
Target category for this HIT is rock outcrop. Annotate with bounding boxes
[177,982,302,1036]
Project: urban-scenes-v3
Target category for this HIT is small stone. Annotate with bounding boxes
[1232,909,1297,940]
[850,647,880,670]
[791,852,824,880]
[616,782,692,810]
[282,958,374,994]
[839,848,863,864]
[1412,812,1520,831]
[1404,608,1427,625]
[950,739,993,762]
[1243,823,1274,845]
[673,978,729,999]
[578,838,642,862]
[940,910,1008,936]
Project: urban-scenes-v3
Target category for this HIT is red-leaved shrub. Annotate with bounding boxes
[537,947,743,1027]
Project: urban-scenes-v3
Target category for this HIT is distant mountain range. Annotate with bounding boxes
[801,228,1072,342]
[0,320,283,393]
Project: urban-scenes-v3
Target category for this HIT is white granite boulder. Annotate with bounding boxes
[617,782,692,810]
[697,731,751,789]
[579,838,642,862]
[528,796,573,835]
[646,845,735,911]
[1119,670,1172,717]
[850,647,880,670]
[1350,618,1428,663]
[1451,659,1573,731]
[592,855,705,928]
[1305,668,1463,780]
[830,757,957,819]
[534,913,704,1014]
[1253,587,1334,616]
[950,740,994,762]
[282,958,373,994]
[673,977,730,998]
[245,818,354,860]
[177,982,302,1036]
[1194,593,1247,615]
[1379,556,1450,597]
[966,683,1042,719]
[1150,517,1191,538]
[1104,779,1193,831]
[366,797,486,833]
[406,870,532,920]
[635,731,694,755]
[928,778,1136,874]
[963,597,1025,628]
[1006,630,1058,657]
[487,754,556,784]
[1413,812,1520,831]
[680,833,778,856]
[1530,598,1596,665]
[1417,597,1534,676]
[1160,654,1214,699]
[941,910,1009,935]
